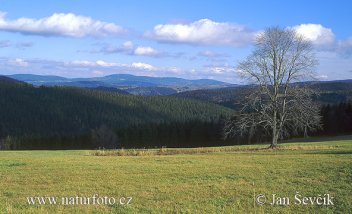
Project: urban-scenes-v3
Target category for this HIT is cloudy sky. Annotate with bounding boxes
[0,0,351,83]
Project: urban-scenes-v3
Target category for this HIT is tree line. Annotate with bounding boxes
[318,102,352,136]
[0,76,351,150]
[223,101,352,144]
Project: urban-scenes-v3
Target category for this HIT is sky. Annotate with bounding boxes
[0,0,351,83]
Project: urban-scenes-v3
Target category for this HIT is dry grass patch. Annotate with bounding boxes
[91,140,347,156]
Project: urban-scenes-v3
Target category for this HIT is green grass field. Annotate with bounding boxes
[0,136,351,213]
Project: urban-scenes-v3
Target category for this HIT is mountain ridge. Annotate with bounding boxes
[8,73,231,86]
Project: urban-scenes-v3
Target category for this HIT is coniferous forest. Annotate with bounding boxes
[0,77,233,149]
[1,76,352,150]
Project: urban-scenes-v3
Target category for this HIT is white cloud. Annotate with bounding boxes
[67,59,157,71]
[315,74,328,80]
[340,37,352,47]
[198,50,229,59]
[9,58,29,67]
[166,67,184,75]
[69,60,95,66]
[293,24,335,46]
[131,62,156,70]
[98,41,169,57]
[96,60,120,67]
[134,46,159,56]
[122,41,134,49]
[337,37,352,57]
[0,11,125,37]
[68,60,125,68]
[146,19,257,46]
[292,24,352,57]
[205,65,236,75]
[92,70,105,76]
[99,43,133,54]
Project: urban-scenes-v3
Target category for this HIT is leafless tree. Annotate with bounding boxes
[225,27,321,147]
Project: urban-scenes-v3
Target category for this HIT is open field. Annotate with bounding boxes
[0,136,351,213]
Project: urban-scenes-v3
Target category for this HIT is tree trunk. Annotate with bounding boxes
[270,129,278,148]
[304,125,309,138]
[247,125,254,144]
[270,111,278,148]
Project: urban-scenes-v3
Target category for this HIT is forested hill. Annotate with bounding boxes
[0,77,233,149]
[0,76,30,88]
[173,81,352,109]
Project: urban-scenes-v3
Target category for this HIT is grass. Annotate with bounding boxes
[91,146,269,156]
[91,137,350,156]
[0,136,351,213]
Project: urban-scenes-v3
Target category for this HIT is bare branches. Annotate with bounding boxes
[227,27,321,146]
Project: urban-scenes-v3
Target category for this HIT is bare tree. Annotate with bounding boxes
[225,27,321,147]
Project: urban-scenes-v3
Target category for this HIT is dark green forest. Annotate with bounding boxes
[0,76,233,149]
[1,76,351,150]
[174,82,352,141]
[174,81,352,108]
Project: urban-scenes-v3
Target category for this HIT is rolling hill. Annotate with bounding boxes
[8,74,233,95]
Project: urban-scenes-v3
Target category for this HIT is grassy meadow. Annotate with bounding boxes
[0,136,351,213]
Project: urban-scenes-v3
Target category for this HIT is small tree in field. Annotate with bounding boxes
[224,27,321,148]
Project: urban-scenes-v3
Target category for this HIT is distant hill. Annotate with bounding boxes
[8,74,233,95]
[73,74,229,87]
[0,75,30,87]
[8,74,68,83]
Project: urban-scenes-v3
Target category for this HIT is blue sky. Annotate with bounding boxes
[0,0,351,83]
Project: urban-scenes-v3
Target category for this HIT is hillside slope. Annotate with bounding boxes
[0,78,233,148]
